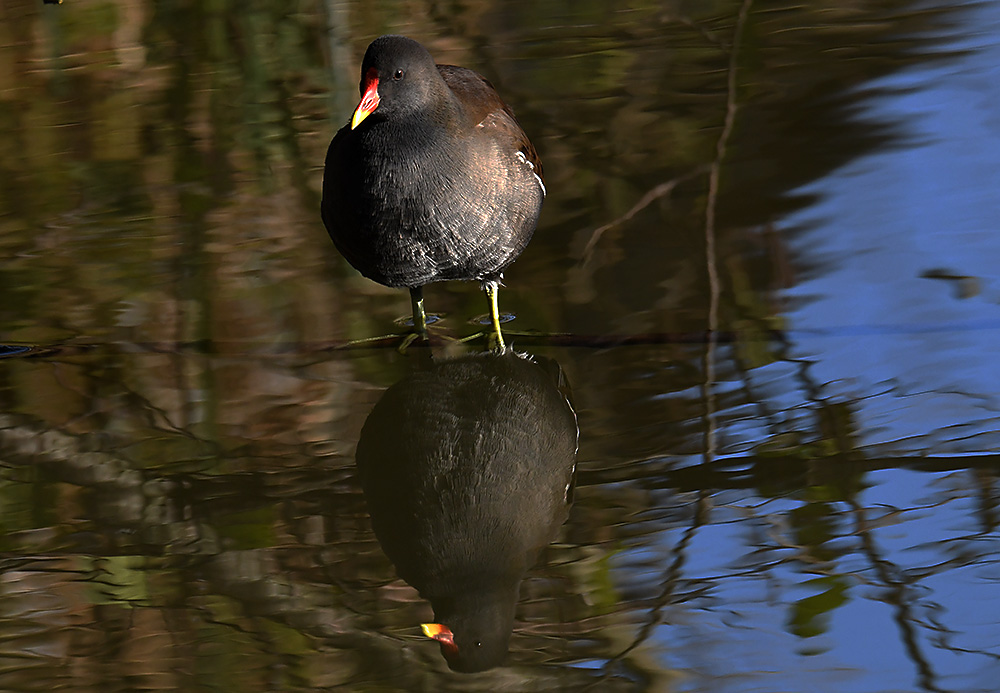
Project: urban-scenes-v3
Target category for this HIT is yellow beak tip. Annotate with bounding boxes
[421,623,448,639]
[351,109,371,130]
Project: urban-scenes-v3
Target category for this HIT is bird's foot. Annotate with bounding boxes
[397,330,425,354]
[487,330,506,353]
[454,328,507,353]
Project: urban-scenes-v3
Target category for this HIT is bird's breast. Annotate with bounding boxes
[327,120,542,286]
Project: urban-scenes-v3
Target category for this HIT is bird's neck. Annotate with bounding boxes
[429,580,519,620]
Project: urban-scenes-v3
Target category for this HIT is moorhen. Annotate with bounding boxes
[321,35,545,349]
[355,351,578,672]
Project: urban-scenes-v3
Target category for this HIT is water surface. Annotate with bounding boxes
[1,1,998,691]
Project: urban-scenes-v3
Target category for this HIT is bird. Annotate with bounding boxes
[354,350,578,672]
[321,35,545,350]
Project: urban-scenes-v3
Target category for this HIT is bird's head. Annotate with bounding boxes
[421,593,516,673]
[351,35,441,130]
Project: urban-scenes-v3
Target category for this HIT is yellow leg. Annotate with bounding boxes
[409,287,428,337]
[484,280,506,352]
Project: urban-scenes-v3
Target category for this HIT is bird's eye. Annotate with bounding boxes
[475,641,482,648]
[393,69,404,80]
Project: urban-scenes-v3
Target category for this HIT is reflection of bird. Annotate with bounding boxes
[322,35,545,349]
[355,351,577,673]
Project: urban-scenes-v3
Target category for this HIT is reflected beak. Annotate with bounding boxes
[352,71,380,130]
[421,623,456,651]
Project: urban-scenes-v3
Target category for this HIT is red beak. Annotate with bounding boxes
[421,623,457,653]
[352,68,380,129]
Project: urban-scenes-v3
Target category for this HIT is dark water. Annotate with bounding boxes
[2,1,999,691]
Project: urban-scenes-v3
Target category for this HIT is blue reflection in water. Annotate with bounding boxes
[628,469,998,693]
[0,345,31,357]
[779,0,1000,454]
[609,4,1000,686]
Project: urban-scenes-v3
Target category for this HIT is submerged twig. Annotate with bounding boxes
[703,0,753,463]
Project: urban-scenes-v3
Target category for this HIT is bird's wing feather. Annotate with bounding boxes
[437,65,544,185]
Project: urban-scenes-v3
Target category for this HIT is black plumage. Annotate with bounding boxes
[321,35,545,345]
[355,351,577,673]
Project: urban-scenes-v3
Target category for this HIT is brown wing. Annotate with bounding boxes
[437,64,545,184]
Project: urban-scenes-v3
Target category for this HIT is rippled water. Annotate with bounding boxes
[1,1,999,691]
